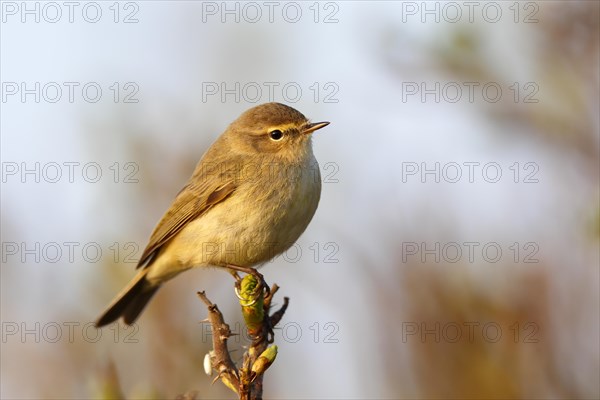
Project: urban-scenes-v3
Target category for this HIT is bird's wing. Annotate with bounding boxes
[136,169,237,269]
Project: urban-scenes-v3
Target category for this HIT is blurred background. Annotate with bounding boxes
[1,1,599,399]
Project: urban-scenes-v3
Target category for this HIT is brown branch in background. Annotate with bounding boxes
[197,274,287,400]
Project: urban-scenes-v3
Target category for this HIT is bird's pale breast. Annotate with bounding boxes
[146,154,321,282]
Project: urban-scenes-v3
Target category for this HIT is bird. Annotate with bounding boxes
[95,102,329,327]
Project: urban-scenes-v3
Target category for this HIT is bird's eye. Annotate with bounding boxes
[269,129,284,141]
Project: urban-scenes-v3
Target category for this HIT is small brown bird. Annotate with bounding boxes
[95,103,329,327]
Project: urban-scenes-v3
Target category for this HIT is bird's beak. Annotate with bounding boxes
[302,121,330,135]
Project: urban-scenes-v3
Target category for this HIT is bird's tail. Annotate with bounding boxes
[95,269,159,327]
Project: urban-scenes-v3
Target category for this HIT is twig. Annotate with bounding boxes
[197,291,239,394]
[198,274,287,400]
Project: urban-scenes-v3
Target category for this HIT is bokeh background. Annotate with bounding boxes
[1,1,599,399]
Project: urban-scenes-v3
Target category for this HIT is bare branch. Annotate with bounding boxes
[197,272,289,400]
[197,291,239,394]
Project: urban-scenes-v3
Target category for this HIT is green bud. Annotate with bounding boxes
[251,345,278,377]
